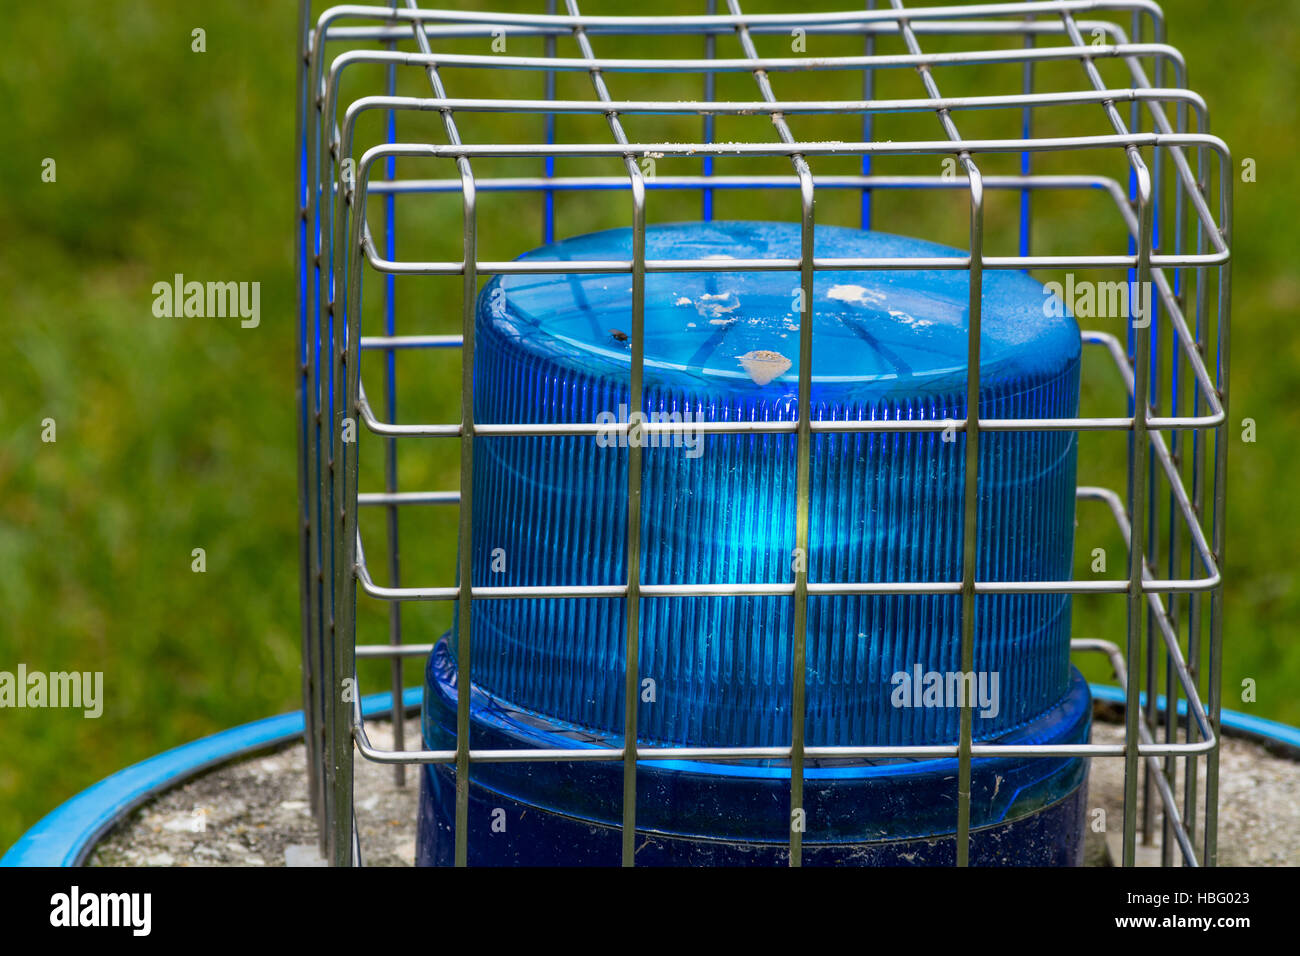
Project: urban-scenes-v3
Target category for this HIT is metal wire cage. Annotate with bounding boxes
[294,0,1231,867]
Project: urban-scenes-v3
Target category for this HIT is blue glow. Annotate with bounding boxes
[461,222,1082,754]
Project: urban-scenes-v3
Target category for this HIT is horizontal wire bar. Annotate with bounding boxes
[1088,329,1222,429]
[353,740,1214,764]
[355,642,434,657]
[351,639,1216,766]
[1079,485,1218,599]
[365,173,1131,194]
[322,20,1135,42]
[351,342,1221,589]
[353,336,1217,435]
[364,243,1226,275]
[354,132,1226,165]
[326,39,1179,76]
[356,410,1219,436]
[344,87,1206,119]
[351,482,1217,605]
[346,146,1222,436]
[317,5,1158,36]
[330,73,1224,271]
[1089,339,1224,571]
[358,490,458,506]
[318,1,1163,28]
[351,129,1228,165]
[1086,500,1217,745]
[347,137,1229,268]
[360,334,460,349]
[350,495,1216,597]
[358,231,1226,275]
[352,734,1213,764]
[354,179,1225,427]
[357,380,458,436]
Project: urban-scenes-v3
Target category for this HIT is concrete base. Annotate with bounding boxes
[81,712,1300,867]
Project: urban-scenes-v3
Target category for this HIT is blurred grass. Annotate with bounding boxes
[0,0,1297,852]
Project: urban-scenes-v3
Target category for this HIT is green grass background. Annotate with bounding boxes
[1,0,1297,851]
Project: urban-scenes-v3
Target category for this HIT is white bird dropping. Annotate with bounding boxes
[737,349,792,385]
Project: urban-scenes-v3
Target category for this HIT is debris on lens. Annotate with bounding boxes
[737,349,792,385]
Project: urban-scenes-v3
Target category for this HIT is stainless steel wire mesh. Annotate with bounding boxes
[295,0,1232,867]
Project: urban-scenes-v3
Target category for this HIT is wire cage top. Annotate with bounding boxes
[295,0,1231,868]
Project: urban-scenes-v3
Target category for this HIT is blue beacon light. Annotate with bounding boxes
[417,221,1091,866]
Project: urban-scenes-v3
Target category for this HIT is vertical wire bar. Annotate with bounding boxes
[1125,113,1143,858]
[1123,166,1154,867]
[306,13,327,854]
[294,0,322,824]
[311,71,334,859]
[383,0,405,789]
[1156,12,1181,865]
[1113,5,1197,855]
[1184,118,1209,852]
[317,12,399,860]
[455,174,478,868]
[703,0,716,221]
[888,0,982,867]
[957,161,983,867]
[398,0,479,867]
[789,167,814,868]
[1056,7,1157,867]
[1184,20,1210,843]
[860,0,875,230]
[1019,12,1033,265]
[623,175,647,868]
[312,11,347,863]
[1204,147,1232,866]
[1128,10,1159,850]
[1143,67,1162,855]
[722,0,813,867]
[1154,9,1191,864]
[351,808,363,865]
[326,15,401,850]
[1140,20,1158,852]
[545,0,556,244]
[333,145,366,872]
[1162,298,1178,865]
[561,0,649,867]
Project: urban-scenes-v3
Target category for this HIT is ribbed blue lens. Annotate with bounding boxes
[463,221,1080,751]
[418,221,1090,864]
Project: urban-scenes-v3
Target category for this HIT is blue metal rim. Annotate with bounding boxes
[1,689,421,868]
[5,685,1296,867]
[1088,684,1300,752]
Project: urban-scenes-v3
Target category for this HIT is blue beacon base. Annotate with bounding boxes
[418,221,1090,866]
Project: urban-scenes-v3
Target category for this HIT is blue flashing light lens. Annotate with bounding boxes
[460,221,1081,754]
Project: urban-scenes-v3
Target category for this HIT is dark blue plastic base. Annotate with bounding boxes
[416,763,1087,866]
[417,637,1091,866]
